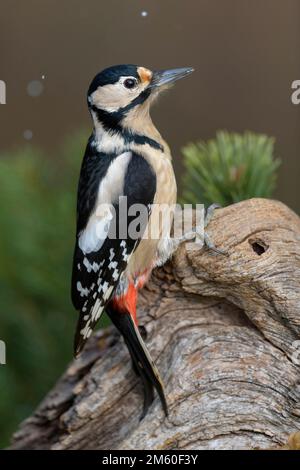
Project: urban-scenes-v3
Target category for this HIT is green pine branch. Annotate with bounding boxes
[181,131,280,206]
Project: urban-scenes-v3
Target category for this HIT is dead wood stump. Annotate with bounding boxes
[11,199,300,450]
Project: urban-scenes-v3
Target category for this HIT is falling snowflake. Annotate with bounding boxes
[27,80,44,97]
[141,11,148,17]
[23,130,33,140]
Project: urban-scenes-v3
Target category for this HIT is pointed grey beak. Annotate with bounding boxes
[150,67,194,88]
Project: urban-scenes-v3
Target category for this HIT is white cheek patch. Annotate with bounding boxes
[91,81,140,113]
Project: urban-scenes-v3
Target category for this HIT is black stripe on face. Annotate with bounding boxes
[90,87,151,128]
[90,88,164,152]
[90,108,164,152]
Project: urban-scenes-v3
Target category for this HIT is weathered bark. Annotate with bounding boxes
[11,198,300,450]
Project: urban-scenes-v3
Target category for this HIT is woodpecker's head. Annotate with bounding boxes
[87,64,194,131]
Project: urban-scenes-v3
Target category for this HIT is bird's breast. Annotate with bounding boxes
[127,150,177,278]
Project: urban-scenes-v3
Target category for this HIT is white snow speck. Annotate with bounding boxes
[27,80,44,97]
[23,130,33,140]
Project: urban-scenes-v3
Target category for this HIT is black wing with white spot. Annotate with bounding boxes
[71,146,156,356]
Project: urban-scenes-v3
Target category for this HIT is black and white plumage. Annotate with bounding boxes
[71,64,194,417]
[72,141,156,354]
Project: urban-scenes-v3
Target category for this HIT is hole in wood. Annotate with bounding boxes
[249,238,269,256]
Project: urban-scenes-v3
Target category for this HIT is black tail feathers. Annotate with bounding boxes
[106,304,168,419]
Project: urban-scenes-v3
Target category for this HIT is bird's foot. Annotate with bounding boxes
[203,203,228,255]
[179,203,228,255]
[155,203,228,267]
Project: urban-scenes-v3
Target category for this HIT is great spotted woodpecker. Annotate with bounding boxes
[71,64,194,418]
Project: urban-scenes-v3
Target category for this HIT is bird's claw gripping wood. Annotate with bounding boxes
[203,203,229,256]
[177,203,228,256]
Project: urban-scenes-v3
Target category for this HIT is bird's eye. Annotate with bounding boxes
[124,78,137,89]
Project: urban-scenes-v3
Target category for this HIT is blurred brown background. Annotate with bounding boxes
[0,0,300,446]
[0,0,300,211]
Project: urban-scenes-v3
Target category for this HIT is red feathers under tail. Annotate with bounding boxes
[111,282,138,325]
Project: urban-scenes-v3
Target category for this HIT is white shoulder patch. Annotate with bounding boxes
[78,151,132,254]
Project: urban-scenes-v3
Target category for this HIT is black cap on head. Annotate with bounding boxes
[88,64,139,96]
